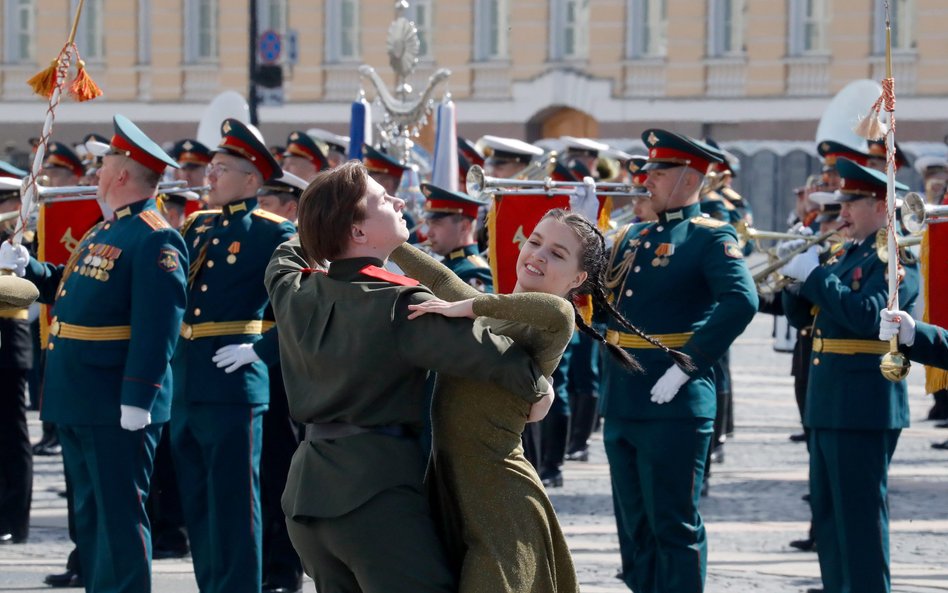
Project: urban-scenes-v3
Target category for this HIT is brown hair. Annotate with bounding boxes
[297,160,368,265]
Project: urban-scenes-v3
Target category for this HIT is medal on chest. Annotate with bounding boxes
[851,266,862,291]
[651,243,674,267]
[79,243,121,282]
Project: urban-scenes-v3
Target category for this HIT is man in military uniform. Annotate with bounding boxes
[478,135,544,179]
[39,142,84,189]
[265,161,552,593]
[0,181,33,546]
[781,157,918,593]
[420,182,492,292]
[1,115,188,592]
[602,129,758,593]
[306,129,349,169]
[256,171,307,593]
[561,136,608,179]
[281,131,328,183]
[171,119,296,593]
[170,139,212,189]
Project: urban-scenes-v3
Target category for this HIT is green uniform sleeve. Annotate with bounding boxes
[264,237,308,311]
[781,286,817,330]
[122,230,188,411]
[24,258,64,304]
[394,289,550,403]
[680,228,759,374]
[472,292,575,335]
[903,320,948,369]
[389,242,482,302]
[800,265,886,338]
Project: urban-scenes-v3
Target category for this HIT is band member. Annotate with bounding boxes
[257,172,308,224]
[781,157,918,593]
[170,139,212,189]
[171,119,296,593]
[1,115,188,593]
[420,183,492,292]
[478,135,544,179]
[281,132,329,183]
[560,136,608,178]
[602,129,758,593]
[265,161,552,593]
[306,128,349,169]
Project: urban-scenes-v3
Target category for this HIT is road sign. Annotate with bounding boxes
[286,29,299,66]
[258,30,282,64]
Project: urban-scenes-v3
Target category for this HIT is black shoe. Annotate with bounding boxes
[806,589,824,593]
[0,532,26,544]
[565,449,589,462]
[710,445,725,464]
[700,480,709,497]
[44,569,83,588]
[263,587,302,593]
[541,470,564,488]
[932,440,948,450]
[615,570,624,580]
[789,537,816,552]
[801,493,811,502]
[33,442,63,456]
[153,545,190,560]
[936,421,948,429]
[789,432,807,442]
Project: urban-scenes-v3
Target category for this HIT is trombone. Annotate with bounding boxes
[734,221,808,243]
[466,165,646,201]
[901,191,948,235]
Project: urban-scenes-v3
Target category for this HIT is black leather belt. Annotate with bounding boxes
[304,422,413,441]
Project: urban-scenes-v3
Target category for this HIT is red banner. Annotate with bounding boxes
[922,223,948,392]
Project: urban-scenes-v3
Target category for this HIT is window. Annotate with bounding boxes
[185,0,218,63]
[72,0,104,61]
[406,0,433,59]
[707,0,745,57]
[474,0,509,61]
[788,0,829,55]
[551,0,589,60]
[3,0,35,64]
[626,0,667,58]
[138,0,150,64]
[325,0,359,62]
[874,0,914,54]
[259,0,288,36]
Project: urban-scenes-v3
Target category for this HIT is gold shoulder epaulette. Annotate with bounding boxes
[467,254,489,268]
[181,209,221,235]
[252,209,289,224]
[690,216,728,229]
[721,187,744,203]
[139,210,170,231]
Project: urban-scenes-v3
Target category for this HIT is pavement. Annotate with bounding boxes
[2,312,947,592]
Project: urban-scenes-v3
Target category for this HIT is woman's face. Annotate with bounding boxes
[515,217,588,297]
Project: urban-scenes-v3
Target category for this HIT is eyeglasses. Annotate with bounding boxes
[206,163,254,178]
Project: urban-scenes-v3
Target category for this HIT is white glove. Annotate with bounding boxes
[213,343,261,373]
[780,245,820,282]
[649,365,690,404]
[120,405,151,431]
[568,177,601,223]
[774,226,814,259]
[0,241,29,277]
[880,308,916,346]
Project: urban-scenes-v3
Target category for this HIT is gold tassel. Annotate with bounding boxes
[27,59,60,98]
[69,60,103,102]
[854,96,887,141]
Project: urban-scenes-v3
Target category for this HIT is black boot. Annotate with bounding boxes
[566,392,598,461]
[540,411,569,488]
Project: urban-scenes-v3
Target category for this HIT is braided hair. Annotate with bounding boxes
[540,209,696,375]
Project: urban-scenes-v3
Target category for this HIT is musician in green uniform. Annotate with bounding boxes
[420,182,492,292]
[602,129,758,593]
[2,115,188,593]
[265,161,552,593]
[781,157,919,593]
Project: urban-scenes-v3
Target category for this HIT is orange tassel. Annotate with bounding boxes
[69,61,103,102]
[27,60,60,98]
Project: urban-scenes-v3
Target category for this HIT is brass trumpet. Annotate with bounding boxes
[466,165,647,201]
[752,225,849,295]
[901,191,948,235]
[735,221,809,243]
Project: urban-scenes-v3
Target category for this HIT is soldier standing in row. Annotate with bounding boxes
[2,115,188,593]
[420,183,492,292]
[602,129,758,593]
[171,119,295,593]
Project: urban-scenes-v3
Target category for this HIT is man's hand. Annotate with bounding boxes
[120,405,151,431]
[780,245,820,282]
[212,343,261,374]
[880,308,916,346]
[0,241,29,277]
[527,379,555,423]
[649,365,690,404]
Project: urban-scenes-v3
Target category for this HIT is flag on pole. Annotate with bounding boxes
[430,98,459,191]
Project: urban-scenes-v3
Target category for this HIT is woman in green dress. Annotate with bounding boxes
[392,208,691,593]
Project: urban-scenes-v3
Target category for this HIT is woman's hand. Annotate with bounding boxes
[527,380,555,423]
[407,297,476,320]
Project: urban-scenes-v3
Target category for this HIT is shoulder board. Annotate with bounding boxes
[358,265,420,287]
[690,216,728,229]
[721,187,744,202]
[252,209,289,224]
[466,254,490,268]
[181,209,221,235]
[138,209,170,231]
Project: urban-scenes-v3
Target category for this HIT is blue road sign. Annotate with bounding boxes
[258,30,282,64]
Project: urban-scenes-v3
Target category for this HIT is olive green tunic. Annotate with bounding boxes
[391,244,579,593]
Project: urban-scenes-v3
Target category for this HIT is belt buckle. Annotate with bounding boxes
[606,331,619,346]
[181,323,193,340]
[812,337,823,352]
[50,320,61,336]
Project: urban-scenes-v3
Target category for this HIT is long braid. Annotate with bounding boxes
[542,208,696,375]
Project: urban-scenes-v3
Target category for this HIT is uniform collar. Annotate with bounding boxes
[114,197,156,220]
[658,202,701,225]
[448,244,478,260]
[328,257,385,281]
[223,197,257,218]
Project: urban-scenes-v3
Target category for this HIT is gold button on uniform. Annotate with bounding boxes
[812,358,820,366]
[207,260,214,268]
[47,342,54,351]
[194,308,202,317]
[212,238,220,245]
[222,220,229,227]
[60,289,66,297]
